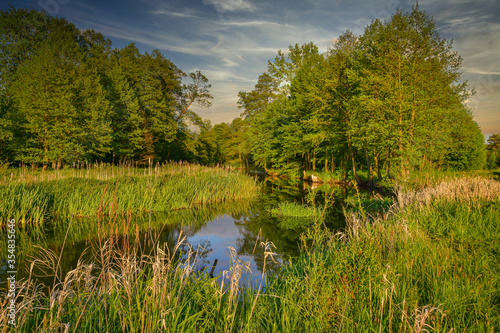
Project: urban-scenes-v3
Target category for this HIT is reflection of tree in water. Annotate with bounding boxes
[230,177,360,275]
[232,208,302,276]
[18,177,361,287]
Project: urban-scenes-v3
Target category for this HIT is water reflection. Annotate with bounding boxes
[1,177,358,287]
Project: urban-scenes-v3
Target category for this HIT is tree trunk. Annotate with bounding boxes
[365,148,373,182]
[386,147,392,179]
[374,149,383,181]
[347,135,360,183]
[420,154,426,171]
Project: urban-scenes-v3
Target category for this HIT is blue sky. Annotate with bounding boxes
[2,0,499,138]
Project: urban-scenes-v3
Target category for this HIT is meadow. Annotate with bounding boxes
[1,167,499,332]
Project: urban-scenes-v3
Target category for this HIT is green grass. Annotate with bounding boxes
[1,175,499,332]
[0,164,259,226]
[267,176,500,331]
[269,201,323,230]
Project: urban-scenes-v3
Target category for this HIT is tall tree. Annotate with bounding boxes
[487,134,500,156]
[8,21,112,167]
[353,5,475,176]
[107,45,181,162]
[241,6,480,179]
[238,73,278,119]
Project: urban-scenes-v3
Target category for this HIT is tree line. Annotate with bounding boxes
[0,6,213,168]
[233,5,487,180]
[1,6,495,177]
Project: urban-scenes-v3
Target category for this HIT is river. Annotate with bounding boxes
[1,176,367,288]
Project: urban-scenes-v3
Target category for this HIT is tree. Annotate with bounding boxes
[486,133,500,168]
[8,20,112,168]
[0,7,62,87]
[487,134,500,155]
[0,94,14,161]
[176,70,212,126]
[107,45,182,162]
[349,5,474,176]
[240,6,480,179]
[237,73,278,119]
[1,7,216,166]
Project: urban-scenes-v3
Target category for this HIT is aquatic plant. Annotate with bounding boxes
[0,164,259,226]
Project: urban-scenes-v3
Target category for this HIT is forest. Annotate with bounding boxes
[0,6,213,168]
[0,6,498,178]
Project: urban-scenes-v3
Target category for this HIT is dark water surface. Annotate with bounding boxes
[1,176,363,287]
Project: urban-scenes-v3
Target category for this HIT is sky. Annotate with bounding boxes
[1,0,499,138]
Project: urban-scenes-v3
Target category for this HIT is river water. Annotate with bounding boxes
[1,176,363,288]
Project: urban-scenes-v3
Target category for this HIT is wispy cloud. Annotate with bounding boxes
[151,9,199,19]
[463,68,500,76]
[75,18,217,56]
[217,19,285,27]
[202,0,256,12]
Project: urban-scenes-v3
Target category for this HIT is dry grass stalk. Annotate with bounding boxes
[412,305,443,333]
[396,177,500,210]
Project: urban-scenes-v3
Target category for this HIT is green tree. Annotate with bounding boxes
[8,22,112,168]
[351,5,474,177]
[241,6,479,179]
[107,45,181,162]
[486,133,500,168]
[237,73,278,119]
[487,134,500,155]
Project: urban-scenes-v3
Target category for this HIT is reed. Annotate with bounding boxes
[1,175,498,332]
[0,227,276,332]
[0,164,259,227]
[269,201,323,230]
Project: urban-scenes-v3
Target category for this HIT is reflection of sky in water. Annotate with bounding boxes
[2,179,352,287]
[183,214,269,286]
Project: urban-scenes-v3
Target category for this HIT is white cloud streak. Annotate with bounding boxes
[151,9,200,18]
[202,0,256,12]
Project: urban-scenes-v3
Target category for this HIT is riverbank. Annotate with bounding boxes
[1,175,498,332]
[0,163,259,227]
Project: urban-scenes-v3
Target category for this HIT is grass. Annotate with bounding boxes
[269,201,323,230]
[272,176,500,331]
[0,163,259,226]
[1,174,499,332]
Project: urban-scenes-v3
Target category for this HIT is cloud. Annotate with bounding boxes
[463,69,500,76]
[151,9,199,19]
[217,19,285,27]
[202,0,255,12]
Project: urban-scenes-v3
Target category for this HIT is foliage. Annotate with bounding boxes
[487,133,500,168]
[0,7,212,167]
[269,201,321,230]
[237,5,485,179]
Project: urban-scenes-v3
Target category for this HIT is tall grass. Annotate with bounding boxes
[269,201,322,230]
[266,176,500,331]
[0,164,259,226]
[0,226,274,332]
[1,176,499,332]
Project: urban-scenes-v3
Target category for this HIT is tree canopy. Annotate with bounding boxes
[236,5,485,179]
[0,6,212,167]
[0,6,487,176]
